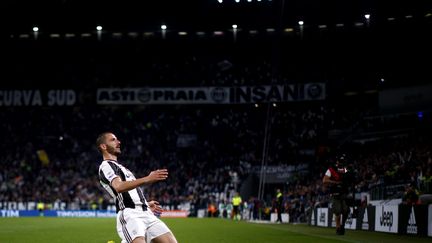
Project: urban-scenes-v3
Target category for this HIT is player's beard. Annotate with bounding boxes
[107,145,121,156]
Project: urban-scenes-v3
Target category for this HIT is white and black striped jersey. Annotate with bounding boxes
[99,160,148,212]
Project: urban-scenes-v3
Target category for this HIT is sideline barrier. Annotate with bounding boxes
[161,210,189,218]
[0,210,189,218]
[270,213,289,223]
[429,205,432,237]
[0,210,116,218]
[311,205,430,236]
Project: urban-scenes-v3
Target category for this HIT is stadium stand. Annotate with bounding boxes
[1,2,431,235]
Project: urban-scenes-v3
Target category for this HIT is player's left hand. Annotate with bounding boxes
[148,200,163,216]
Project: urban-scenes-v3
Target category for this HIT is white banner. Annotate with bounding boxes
[97,83,325,105]
[362,207,370,230]
[311,209,316,226]
[270,213,289,223]
[429,205,432,237]
[344,207,357,230]
[375,205,399,233]
[0,90,76,106]
[317,208,328,227]
[406,206,418,234]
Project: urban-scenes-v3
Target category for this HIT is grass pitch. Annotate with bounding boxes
[0,217,429,243]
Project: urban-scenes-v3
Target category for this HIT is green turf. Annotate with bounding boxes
[0,217,429,243]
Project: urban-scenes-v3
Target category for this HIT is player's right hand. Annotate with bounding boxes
[147,169,169,182]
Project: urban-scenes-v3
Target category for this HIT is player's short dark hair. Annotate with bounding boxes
[96,132,111,153]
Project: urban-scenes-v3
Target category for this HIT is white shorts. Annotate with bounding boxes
[117,207,171,243]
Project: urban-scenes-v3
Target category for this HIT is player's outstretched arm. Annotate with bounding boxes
[111,169,168,193]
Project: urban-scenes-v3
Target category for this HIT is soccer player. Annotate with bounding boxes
[97,132,177,243]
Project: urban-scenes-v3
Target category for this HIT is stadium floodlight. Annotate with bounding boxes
[33,27,39,32]
[298,20,304,26]
[364,14,370,20]
[247,0,252,2]
[380,78,385,83]
[161,25,167,30]
[272,103,277,107]
[235,0,240,2]
[96,25,103,31]
[218,0,223,3]
[254,103,259,108]
[266,28,275,32]
[232,24,238,29]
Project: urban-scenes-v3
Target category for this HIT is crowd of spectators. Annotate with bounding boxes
[0,103,335,209]
[0,102,430,222]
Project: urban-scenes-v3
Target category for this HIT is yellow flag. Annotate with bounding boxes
[37,150,50,166]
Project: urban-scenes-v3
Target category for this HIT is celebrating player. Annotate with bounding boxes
[97,132,177,243]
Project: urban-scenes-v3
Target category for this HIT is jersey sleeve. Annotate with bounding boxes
[99,161,119,185]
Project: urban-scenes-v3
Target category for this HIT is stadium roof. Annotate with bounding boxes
[3,0,432,33]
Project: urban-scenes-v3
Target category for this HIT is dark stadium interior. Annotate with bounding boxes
[1,0,432,226]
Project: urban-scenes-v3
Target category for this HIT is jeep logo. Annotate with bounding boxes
[379,208,393,229]
[319,212,326,223]
[346,215,353,225]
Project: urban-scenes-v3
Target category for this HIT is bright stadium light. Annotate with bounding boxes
[33,27,39,32]
[298,20,304,26]
[218,0,223,3]
[232,24,238,29]
[96,25,103,31]
[235,0,240,2]
[161,25,167,30]
[364,14,371,20]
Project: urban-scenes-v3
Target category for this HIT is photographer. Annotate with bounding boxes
[322,154,350,235]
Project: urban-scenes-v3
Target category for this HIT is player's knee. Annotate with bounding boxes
[132,236,146,243]
[152,232,177,243]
